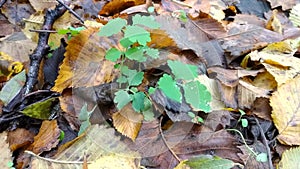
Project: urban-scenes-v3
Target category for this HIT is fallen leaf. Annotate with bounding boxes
[31,125,140,168]
[278,146,300,168]
[99,0,145,16]
[266,10,283,34]
[52,27,119,92]
[1,1,35,24]
[270,75,300,145]
[28,120,61,154]
[0,70,26,105]
[112,103,144,141]
[7,128,35,151]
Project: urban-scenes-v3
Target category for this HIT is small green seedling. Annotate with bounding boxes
[238,109,248,128]
[188,112,204,124]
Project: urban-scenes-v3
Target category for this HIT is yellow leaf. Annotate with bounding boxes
[266,10,283,34]
[52,27,119,92]
[270,75,300,145]
[89,154,139,169]
[278,147,300,169]
[112,104,144,141]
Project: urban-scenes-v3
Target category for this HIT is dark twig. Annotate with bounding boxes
[254,117,274,169]
[24,2,69,95]
[56,0,84,24]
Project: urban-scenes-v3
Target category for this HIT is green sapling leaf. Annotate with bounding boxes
[98,18,127,37]
[105,48,122,61]
[125,47,146,62]
[183,81,211,112]
[167,60,198,80]
[132,92,146,112]
[241,118,248,127]
[256,153,268,162]
[158,74,182,102]
[132,14,161,29]
[114,90,133,110]
[124,25,151,46]
[128,72,144,86]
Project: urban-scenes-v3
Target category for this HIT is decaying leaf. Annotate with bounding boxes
[112,103,144,141]
[30,125,140,168]
[27,120,60,154]
[52,27,119,92]
[270,75,300,145]
[267,0,298,10]
[7,128,35,151]
[28,0,57,11]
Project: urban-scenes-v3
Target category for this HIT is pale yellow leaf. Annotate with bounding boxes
[270,75,300,145]
[278,147,300,169]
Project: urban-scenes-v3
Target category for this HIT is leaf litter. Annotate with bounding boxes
[0,0,300,168]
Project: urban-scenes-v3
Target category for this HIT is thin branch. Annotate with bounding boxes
[159,116,181,162]
[24,2,69,95]
[254,117,274,169]
[29,29,57,33]
[0,0,7,8]
[56,0,84,24]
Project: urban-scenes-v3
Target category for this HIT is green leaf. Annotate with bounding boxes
[184,155,236,169]
[0,70,26,105]
[114,90,132,110]
[142,97,155,121]
[120,37,135,48]
[132,14,160,29]
[125,47,146,62]
[21,97,57,119]
[197,117,204,123]
[124,25,151,46]
[98,18,127,37]
[59,130,65,141]
[241,118,248,127]
[78,120,91,136]
[239,109,246,116]
[78,103,97,121]
[188,112,196,118]
[132,92,146,112]
[105,48,122,62]
[144,47,159,59]
[158,74,182,102]
[167,60,198,80]
[147,6,155,13]
[117,75,128,84]
[128,72,144,86]
[120,66,136,76]
[183,81,211,112]
[256,153,268,162]
[148,87,156,95]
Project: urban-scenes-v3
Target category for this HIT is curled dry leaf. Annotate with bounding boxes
[52,27,119,92]
[270,75,300,145]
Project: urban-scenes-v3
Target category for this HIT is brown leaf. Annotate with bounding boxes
[252,98,272,121]
[7,128,35,151]
[270,75,300,145]
[28,120,60,154]
[52,27,119,92]
[99,0,145,16]
[220,22,283,63]
[112,104,144,141]
[237,80,270,109]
